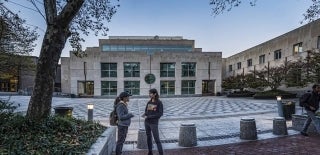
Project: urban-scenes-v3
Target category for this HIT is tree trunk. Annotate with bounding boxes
[26,24,69,120]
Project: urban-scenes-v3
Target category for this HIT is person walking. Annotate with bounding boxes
[142,88,164,155]
[115,92,134,155]
[300,84,320,136]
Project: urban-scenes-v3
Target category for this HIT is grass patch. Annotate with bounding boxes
[0,100,106,154]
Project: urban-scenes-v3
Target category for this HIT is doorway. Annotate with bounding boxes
[202,80,215,96]
[78,81,94,96]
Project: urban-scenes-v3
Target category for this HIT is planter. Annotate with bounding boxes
[54,107,73,117]
[292,114,320,134]
[277,101,295,120]
[87,126,117,155]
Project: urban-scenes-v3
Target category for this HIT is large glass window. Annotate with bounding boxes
[101,63,117,77]
[181,80,195,95]
[237,62,241,69]
[259,55,265,64]
[124,62,140,77]
[124,81,140,95]
[102,44,193,52]
[101,81,117,95]
[160,81,175,95]
[293,42,303,54]
[228,65,232,72]
[247,59,252,67]
[160,63,175,77]
[181,62,196,77]
[274,49,282,60]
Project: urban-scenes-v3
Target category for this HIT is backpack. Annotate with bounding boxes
[299,92,312,107]
[109,106,118,126]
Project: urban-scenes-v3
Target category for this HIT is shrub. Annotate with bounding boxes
[0,99,107,154]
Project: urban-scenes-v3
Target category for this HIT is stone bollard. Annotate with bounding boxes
[137,128,148,149]
[240,118,257,140]
[178,123,197,147]
[273,117,288,135]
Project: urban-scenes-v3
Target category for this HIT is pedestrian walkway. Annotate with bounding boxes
[1,95,305,154]
[122,134,320,155]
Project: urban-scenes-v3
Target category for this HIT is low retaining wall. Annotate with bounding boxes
[87,126,117,155]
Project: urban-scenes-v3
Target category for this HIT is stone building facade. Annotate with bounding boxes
[61,36,222,97]
[223,19,320,81]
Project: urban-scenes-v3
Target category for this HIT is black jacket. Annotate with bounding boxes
[144,100,163,124]
[301,91,320,112]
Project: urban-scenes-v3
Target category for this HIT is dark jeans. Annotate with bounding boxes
[145,121,163,155]
[116,125,128,155]
[302,110,320,134]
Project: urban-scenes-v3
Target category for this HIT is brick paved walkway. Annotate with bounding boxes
[122,134,320,155]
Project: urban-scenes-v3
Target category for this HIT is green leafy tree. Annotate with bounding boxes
[222,74,246,91]
[305,50,320,83]
[2,0,119,121]
[0,6,38,90]
[210,0,320,22]
[253,64,289,90]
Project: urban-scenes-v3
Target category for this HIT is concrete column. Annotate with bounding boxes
[178,123,197,147]
[273,117,288,135]
[240,118,257,140]
[137,128,148,149]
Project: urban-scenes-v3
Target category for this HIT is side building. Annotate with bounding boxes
[223,19,320,90]
[61,36,222,97]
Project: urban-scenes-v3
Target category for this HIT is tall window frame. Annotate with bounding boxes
[293,42,303,54]
[247,59,252,67]
[160,63,175,77]
[101,63,117,77]
[101,81,117,95]
[181,62,196,77]
[228,65,232,72]
[259,55,265,64]
[237,62,241,70]
[181,80,195,95]
[124,62,140,77]
[124,81,140,95]
[274,49,282,60]
[160,81,175,95]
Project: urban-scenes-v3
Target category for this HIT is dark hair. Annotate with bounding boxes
[149,88,159,101]
[312,84,320,89]
[114,96,120,105]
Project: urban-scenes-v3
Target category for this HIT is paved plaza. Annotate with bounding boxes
[1,95,303,154]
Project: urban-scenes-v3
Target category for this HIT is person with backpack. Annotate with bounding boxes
[142,88,164,155]
[300,84,320,136]
[109,96,120,126]
[115,92,134,155]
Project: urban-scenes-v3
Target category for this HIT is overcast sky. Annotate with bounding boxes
[5,0,313,58]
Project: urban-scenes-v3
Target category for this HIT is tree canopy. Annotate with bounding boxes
[210,0,320,22]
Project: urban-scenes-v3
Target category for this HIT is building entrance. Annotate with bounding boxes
[202,80,215,95]
[77,81,94,96]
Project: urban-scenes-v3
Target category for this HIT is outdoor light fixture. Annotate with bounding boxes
[276,96,283,118]
[276,96,282,101]
[87,103,94,109]
[87,103,94,121]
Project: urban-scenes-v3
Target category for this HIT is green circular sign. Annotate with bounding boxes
[145,74,156,84]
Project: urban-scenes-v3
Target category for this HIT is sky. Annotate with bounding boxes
[4,0,313,58]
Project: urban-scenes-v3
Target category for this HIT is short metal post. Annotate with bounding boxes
[87,103,94,121]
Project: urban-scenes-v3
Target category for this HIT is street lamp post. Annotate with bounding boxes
[87,103,94,121]
[276,96,283,117]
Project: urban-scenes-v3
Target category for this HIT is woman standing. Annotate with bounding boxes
[143,88,163,155]
[115,92,134,155]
